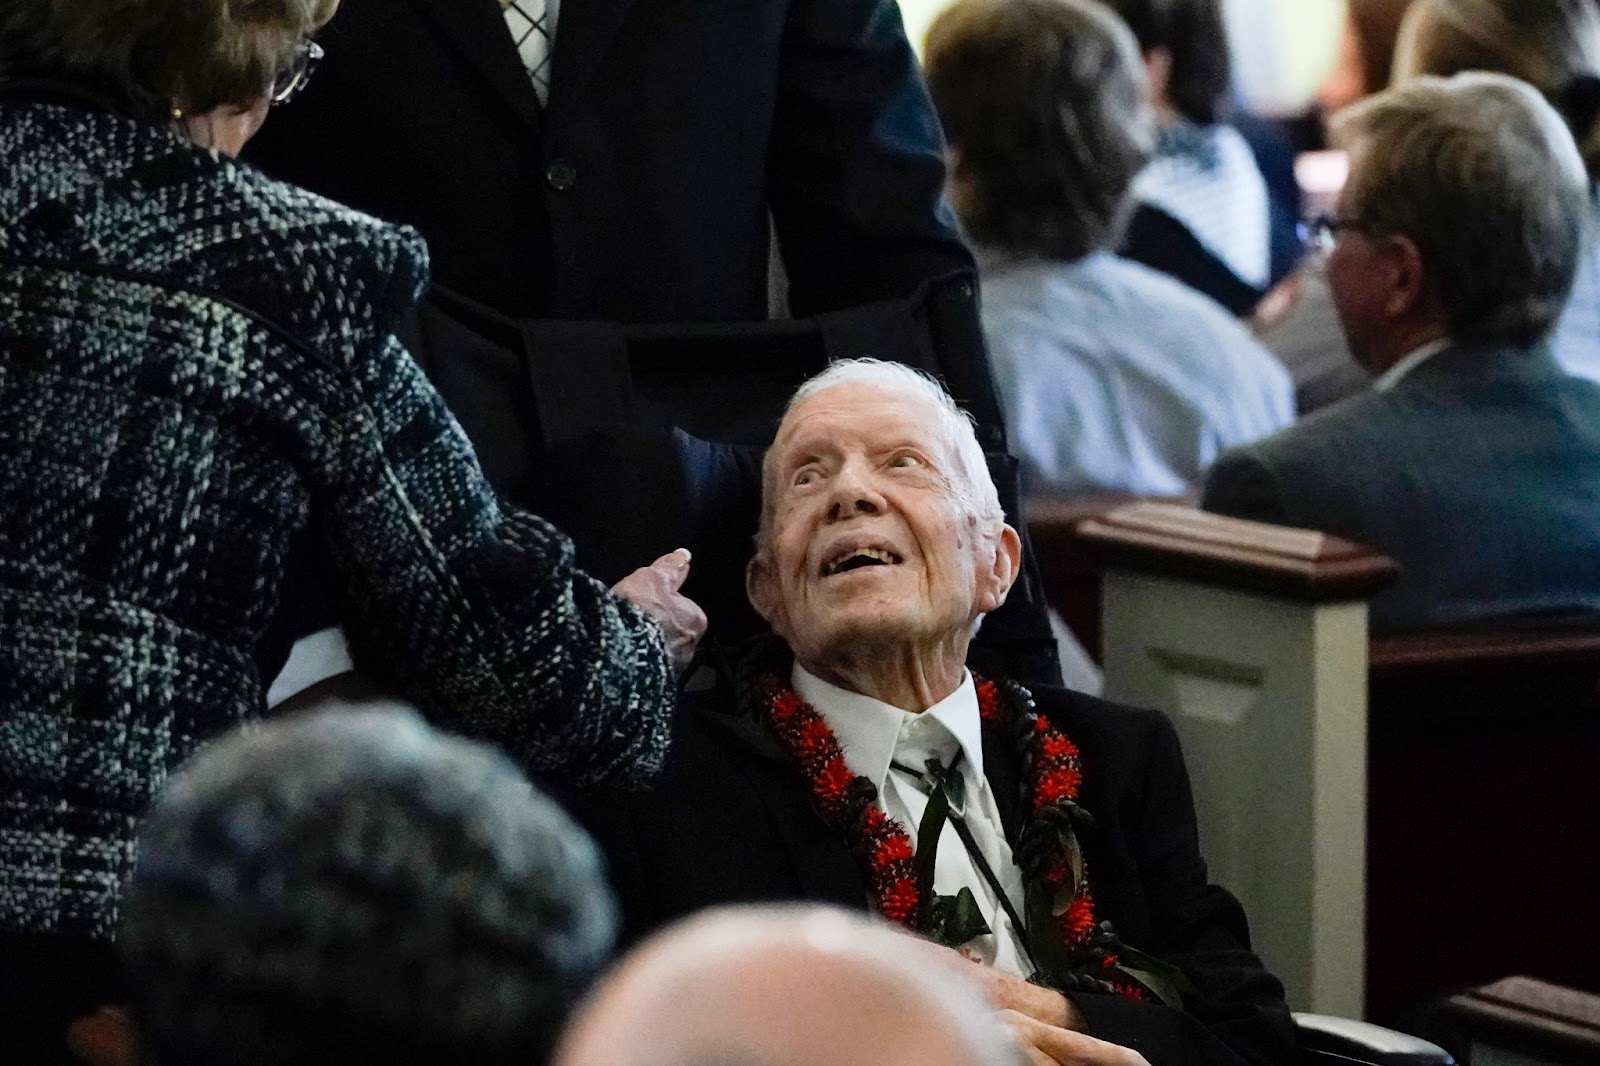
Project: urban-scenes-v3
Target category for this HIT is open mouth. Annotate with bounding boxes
[820,546,905,577]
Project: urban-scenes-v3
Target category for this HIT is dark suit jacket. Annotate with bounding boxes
[244,0,973,320]
[1202,341,1600,632]
[558,678,1295,1066]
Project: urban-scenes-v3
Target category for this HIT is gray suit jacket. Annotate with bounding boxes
[1201,342,1600,632]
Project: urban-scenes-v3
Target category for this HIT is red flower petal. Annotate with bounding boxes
[1041,733,1079,759]
[1061,893,1097,944]
[880,877,921,923]
[875,834,914,865]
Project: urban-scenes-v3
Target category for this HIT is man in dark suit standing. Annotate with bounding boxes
[1204,72,1600,633]
[561,358,1294,1066]
[244,0,973,322]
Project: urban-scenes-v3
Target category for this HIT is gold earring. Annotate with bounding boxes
[170,105,184,120]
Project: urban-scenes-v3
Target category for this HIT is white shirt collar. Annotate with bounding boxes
[791,664,985,791]
[1373,337,1452,392]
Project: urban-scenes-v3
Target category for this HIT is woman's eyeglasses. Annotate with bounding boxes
[269,40,324,106]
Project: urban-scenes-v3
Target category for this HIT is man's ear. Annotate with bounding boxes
[746,550,784,632]
[976,524,1023,615]
[1381,234,1430,321]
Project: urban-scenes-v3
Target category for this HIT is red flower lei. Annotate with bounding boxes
[757,670,1149,1000]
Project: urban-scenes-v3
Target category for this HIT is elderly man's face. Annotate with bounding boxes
[747,384,1018,668]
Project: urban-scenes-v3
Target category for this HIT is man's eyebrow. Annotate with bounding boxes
[779,437,837,466]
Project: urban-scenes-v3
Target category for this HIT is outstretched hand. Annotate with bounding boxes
[612,548,708,671]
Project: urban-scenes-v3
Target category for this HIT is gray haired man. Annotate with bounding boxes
[1204,72,1600,632]
[562,358,1294,1066]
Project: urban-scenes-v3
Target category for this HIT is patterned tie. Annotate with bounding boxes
[501,0,553,104]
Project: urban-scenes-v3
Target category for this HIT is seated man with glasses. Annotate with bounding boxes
[561,357,1296,1066]
[1205,73,1600,632]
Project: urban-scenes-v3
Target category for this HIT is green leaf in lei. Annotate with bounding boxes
[1107,944,1199,1009]
[931,886,994,944]
[1052,828,1085,916]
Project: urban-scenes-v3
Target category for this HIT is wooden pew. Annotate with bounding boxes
[1436,977,1600,1066]
[1366,630,1600,1023]
[1026,501,1600,1022]
[1024,494,1150,660]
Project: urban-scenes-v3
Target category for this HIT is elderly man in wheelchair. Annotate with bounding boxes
[565,359,1306,1066]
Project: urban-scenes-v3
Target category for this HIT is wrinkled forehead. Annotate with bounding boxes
[768,383,954,470]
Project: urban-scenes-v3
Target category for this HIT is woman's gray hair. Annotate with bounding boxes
[758,359,1004,545]
[0,0,336,117]
[924,0,1155,260]
[1333,71,1591,347]
[1394,0,1600,180]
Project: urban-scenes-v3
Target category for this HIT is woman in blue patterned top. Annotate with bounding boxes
[0,0,702,1056]
[1102,0,1275,304]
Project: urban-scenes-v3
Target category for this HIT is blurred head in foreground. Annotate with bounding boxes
[120,707,617,1066]
[553,904,1024,1066]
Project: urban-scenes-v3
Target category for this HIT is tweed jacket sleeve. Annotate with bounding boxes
[170,143,680,789]
[299,324,676,788]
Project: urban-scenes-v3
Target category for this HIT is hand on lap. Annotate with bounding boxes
[1002,1010,1152,1066]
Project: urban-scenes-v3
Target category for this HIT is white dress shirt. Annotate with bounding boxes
[979,250,1294,498]
[793,664,1033,977]
[1373,337,1452,392]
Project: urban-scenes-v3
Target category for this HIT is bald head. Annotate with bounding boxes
[553,906,1023,1066]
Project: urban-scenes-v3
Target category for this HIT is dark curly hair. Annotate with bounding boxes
[119,706,618,1066]
[925,0,1154,260]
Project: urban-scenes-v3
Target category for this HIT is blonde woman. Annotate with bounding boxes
[1394,0,1600,382]
[0,1,701,1058]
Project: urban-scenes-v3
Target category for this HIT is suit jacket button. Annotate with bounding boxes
[546,159,577,191]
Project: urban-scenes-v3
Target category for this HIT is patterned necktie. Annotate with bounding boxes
[501,0,553,104]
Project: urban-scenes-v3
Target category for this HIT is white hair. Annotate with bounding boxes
[757,359,1004,545]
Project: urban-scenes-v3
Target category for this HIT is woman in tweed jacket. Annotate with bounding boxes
[0,0,697,1053]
